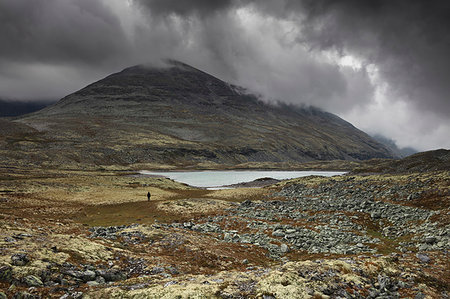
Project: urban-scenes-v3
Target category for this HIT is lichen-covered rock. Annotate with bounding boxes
[96,269,126,282]
[0,265,12,283]
[11,253,29,266]
[23,275,44,287]
[81,270,96,282]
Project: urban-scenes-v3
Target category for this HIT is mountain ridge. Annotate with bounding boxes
[1,60,396,168]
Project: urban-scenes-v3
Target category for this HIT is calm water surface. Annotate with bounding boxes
[139,170,346,189]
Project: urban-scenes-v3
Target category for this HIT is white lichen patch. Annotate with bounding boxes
[52,234,113,262]
[34,248,70,265]
[256,270,309,298]
[11,259,50,278]
[156,198,234,214]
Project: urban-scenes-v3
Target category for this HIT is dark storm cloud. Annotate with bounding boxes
[134,0,450,117]
[0,0,448,149]
[133,0,375,112]
[134,0,233,17]
[292,0,450,117]
[0,0,128,65]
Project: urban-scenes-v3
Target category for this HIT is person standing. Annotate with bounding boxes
[147,191,151,201]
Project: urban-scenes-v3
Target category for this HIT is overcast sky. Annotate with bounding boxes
[1,0,449,151]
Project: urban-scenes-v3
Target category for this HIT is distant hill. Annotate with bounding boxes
[352,149,450,174]
[372,134,417,158]
[0,99,54,117]
[1,60,395,169]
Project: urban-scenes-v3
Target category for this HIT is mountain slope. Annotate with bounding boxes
[372,134,417,158]
[2,60,395,168]
[352,149,450,174]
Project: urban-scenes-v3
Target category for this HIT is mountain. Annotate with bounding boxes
[372,134,417,158]
[0,98,54,117]
[1,60,395,169]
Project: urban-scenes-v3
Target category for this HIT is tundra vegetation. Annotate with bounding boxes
[0,151,449,298]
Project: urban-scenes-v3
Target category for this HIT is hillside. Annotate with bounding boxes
[372,134,417,158]
[352,149,450,174]
[1,60,395,169]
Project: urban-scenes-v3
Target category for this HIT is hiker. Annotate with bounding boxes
[147,191,151,201]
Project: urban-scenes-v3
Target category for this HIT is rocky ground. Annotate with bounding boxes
[0,169,449,298]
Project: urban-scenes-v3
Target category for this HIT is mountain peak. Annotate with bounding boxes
[17,61,395,166]
[121,59,199,75]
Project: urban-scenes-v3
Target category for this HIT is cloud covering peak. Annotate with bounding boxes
[0,0,449,151]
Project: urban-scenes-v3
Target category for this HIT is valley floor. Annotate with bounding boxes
[0,168,449,298]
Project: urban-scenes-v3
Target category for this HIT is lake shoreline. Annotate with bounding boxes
[138,170,347,189]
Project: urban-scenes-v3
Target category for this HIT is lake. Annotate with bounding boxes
[139,170,346,189]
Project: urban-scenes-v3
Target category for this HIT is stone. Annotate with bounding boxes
[164,281,178,287]
[232,234,240,242]
[415,292,426,299]
[0,265,12,282]
[150,267,165,275]
[378,275,392,291]
[280,244,290,253]
[240,235,252,243]
[65,270,84,280]
[97,269,127,281]
[272,230,285,237]
[424,236,437,244]
[95,276,106,284]
[73,292,84,299]
[240,200,253,207]
[418,244,428,251]
[60,278,69,286]
[4,237,15,243]
[81,270,96,282]
[167,266,179,275]
[371,212,381,219]
[183,222,193,229]
[62,292,83,299]
[23,275,44,287]
[11,253,29,266]
[223,232,232,242]
[416,253,430,263]
[12,292,39,299]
